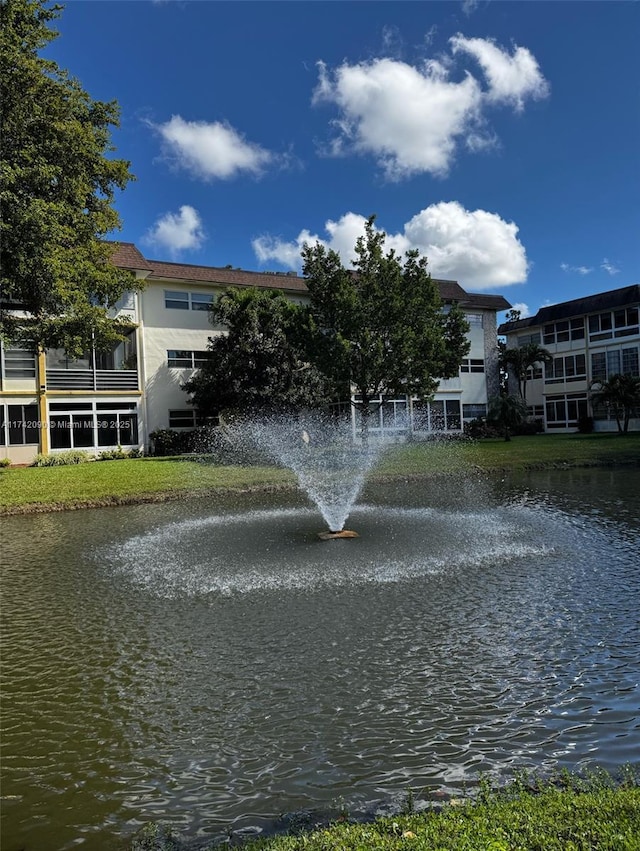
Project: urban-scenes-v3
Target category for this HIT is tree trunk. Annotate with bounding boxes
[360,396,370,448]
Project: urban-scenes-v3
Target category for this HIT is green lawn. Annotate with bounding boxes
[1,432,638,513]
[0,457,295,512]
[131,773,640,851]
[376,431,640,477]
[239,787,640,851]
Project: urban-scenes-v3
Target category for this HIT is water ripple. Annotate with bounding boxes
[1,469,639,850]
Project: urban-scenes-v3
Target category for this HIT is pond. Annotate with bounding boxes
[1,467,639,850]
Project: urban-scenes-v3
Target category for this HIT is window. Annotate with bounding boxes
[114,292,135,311]
[167,350,210,369]
[542,318,584,345]
[460,358,485,373]
[164,291,215,311]
[445,400,461,430]
[570,318,585,340]
[48,402,138,449]
[607,350,621,377]
[97,412,138,447]
[3,404,39,445]
[526,365,543,381]
[592,346,640,382]
[164,291,189,310]
[589,308,639,341]
[518,332,541,346]
[622,347,640,376]
[465,313,483,325]
[589,312,612,338]
[168,409,206,429]
[545,394,588,429]
[191,293,214,311]
[463,403,487,419]
[1,345,37,380]
[545,354,586,383]
[614,307,639,332]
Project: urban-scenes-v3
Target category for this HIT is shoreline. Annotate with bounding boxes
[2,455,638,517]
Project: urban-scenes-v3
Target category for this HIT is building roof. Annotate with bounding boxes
[109,241,509,309]
[459,293,512,311]
[108,242,153,274]
[145,258,309,293]
[498,284,640,334]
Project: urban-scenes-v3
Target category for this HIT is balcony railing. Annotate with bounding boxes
[46,369,139,391]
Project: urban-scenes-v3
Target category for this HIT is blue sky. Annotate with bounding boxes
[49,1,638,318]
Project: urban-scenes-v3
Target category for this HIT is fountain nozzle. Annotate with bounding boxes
[317,529,359,540]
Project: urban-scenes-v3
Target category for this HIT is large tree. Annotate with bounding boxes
[301,217,470,440]
[0,0,136,355]
[184,287,332,418]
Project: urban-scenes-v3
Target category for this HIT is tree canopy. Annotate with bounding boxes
[501,342,553,403]
[301,217,470,437]
[183,288,332,418]
[0,0,136,355]
[590,373,640,434]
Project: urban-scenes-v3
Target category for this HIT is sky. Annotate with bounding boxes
[47,0,638,320]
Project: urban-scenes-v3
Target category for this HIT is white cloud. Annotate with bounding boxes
[601,258,620,275]
[253,202,528,290]
[154,115,273,180]
[143,205,205,256]
[313,35,548,179]
[560,262,593,275]
[462,0,479,16]
[313,57,482,179]
[450,34,549,111]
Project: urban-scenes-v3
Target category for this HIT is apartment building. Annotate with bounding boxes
[0,243,509,463]
[498,285,640,432]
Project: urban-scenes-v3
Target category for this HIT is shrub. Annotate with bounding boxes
[0,457,11,468]
[97,445,127,461]
[31,449,92,467]
[97,446,143,461]
[464,417,500,439]
[578,415,594,434]
[514,418,544,436]
[149,429,190,457]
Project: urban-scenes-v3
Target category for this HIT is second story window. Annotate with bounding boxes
[164,291,215,311]
[165,291,189,310]
[167,350,210,369]
[460,358,485,373]
[0,344,37,381]
[191,293,214,311]
[545,354,586,383]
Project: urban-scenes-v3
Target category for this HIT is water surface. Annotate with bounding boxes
[1,468,639,850]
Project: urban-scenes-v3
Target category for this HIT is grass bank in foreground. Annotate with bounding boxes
[131,772,640,851]
[1,432,638,514]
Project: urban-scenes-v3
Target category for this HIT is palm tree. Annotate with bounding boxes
[487,394,529,441]
[590,373,640,434]
[501,343,553,404]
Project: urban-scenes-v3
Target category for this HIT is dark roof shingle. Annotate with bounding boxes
[499,284,640,334]
[109,241,509,310]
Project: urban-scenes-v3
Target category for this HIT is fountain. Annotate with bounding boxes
[229,411,388,537]
[2,463,639,851]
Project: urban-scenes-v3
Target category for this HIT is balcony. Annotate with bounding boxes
[46,369,139,391]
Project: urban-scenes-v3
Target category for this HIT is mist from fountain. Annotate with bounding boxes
[233,411,388,533]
